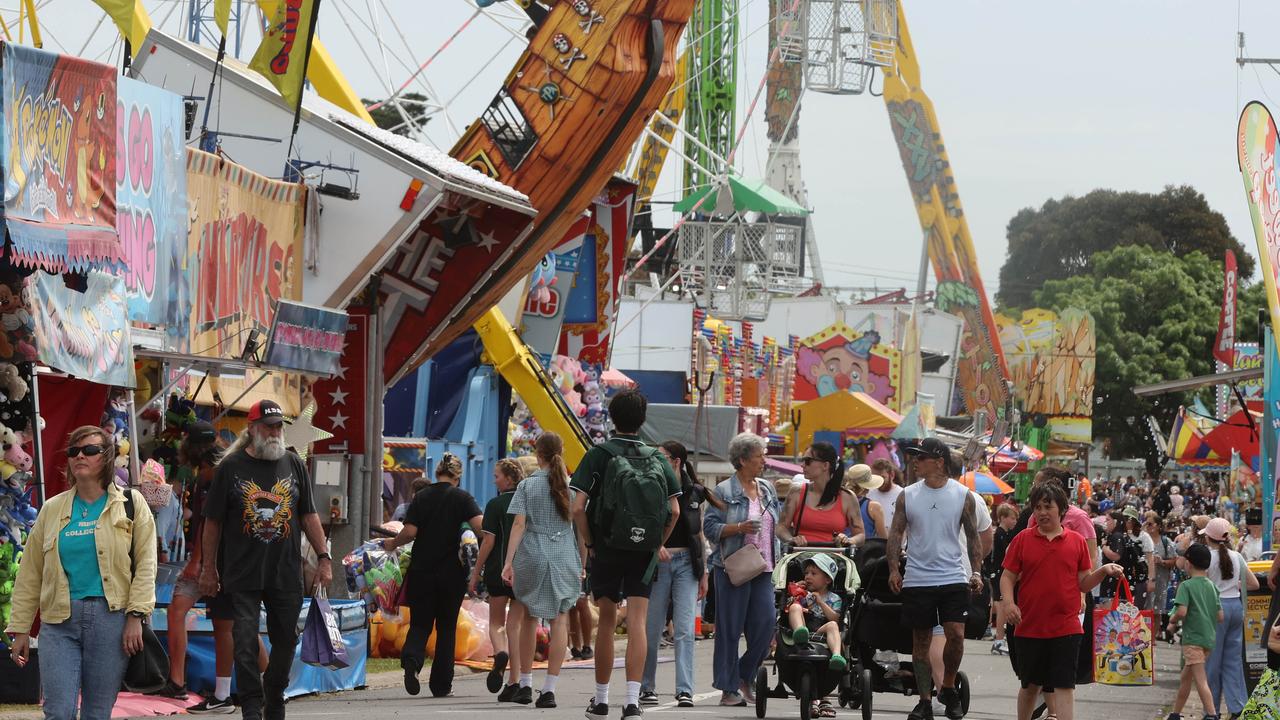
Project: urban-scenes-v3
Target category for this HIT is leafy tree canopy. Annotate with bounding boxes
[360,92,431,137]
[999,186,1254,309]
[1033,245,1233,467]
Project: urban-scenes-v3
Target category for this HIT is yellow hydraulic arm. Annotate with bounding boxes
[879,1,1010,420]
[91,0,374,124]
[472,307,592,470]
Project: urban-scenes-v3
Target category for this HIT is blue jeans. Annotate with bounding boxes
[1208,596,1247,714]
[711,567,774,694]
[642,550,698,695]
[40,597,128,720]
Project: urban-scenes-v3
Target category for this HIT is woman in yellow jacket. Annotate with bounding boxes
[5,425,157,720]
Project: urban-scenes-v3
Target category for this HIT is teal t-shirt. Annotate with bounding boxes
[59,493,108,599]
[1174,575,1221,650]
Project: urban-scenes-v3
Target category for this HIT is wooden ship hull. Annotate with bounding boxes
[376,0,695,383]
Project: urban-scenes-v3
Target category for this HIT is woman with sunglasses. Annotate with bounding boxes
[6,426,158,720]
[777,442,864,548]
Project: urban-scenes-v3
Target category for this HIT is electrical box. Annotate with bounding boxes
[310,454,349,525]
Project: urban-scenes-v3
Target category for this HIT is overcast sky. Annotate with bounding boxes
[54,0,1280,302]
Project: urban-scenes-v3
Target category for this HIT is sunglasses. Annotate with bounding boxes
[800,456,816,465]
[67,444,105,458]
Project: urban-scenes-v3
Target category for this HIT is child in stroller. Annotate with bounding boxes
[784,554,848,672]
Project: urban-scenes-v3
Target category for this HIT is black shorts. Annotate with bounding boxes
[901,584,970,629]
[1014,635,1082,691]
[589,549,654,603]
[205,591,233,620]
[486,575,514,599]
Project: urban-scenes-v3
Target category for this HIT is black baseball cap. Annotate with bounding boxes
[246,399,291,426]
[1247,508,1264,526]
[186,420,217,442]
[1185,543,1212,570]
[904,437,950,459]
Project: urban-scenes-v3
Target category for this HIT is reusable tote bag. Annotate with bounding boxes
[1093,576,1154,686]
[301,590,351,670]
[1240,616,1280,718]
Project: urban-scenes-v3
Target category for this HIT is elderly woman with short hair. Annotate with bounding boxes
[703,432,780,706]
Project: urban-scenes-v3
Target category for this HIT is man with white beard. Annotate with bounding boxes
[199,400,332,720]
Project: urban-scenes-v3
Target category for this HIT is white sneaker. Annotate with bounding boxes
[932,698,946,715]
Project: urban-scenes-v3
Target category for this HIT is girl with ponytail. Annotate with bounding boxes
[1201,516,1259,716]
[501,432,585,708]
[777,441,864,547]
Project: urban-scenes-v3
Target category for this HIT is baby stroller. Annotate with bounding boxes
[843,539,971,717]
[753,547,859,720]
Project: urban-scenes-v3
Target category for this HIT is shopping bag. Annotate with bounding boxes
[1093,576,1154,686]
[301,590,351,670]
[1241,667,1280,719]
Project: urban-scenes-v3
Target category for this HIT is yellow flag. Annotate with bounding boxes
[249,0,318,109]
[90,0,136,48]
[215,0,231,38]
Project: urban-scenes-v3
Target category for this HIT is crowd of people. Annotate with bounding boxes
[7,386,1280,720]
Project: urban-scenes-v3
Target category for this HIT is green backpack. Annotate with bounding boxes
[593,443,672,552]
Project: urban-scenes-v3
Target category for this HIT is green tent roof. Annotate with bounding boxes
[673,175,809,216]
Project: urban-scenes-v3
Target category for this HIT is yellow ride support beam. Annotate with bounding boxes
[472,307,592,470]
[94,0,374,124]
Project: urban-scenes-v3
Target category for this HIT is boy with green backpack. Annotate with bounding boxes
[570,390,682,720]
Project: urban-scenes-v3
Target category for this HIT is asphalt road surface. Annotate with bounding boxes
[273,636,1185,720]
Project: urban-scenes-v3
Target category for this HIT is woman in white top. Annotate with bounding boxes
[1202,517,1260,718]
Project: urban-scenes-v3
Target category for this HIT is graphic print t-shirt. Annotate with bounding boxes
[203,449,317,592]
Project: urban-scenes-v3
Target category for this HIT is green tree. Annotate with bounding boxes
[999,186,1254,309]
[360,93,431,136]
[1236,280,1271,347]
[1033,244,1222,468]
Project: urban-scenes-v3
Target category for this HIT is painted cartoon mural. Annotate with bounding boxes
[793,322,901,410]
[996,307,1096,444]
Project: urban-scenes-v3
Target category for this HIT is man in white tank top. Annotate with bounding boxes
[887,438,983,720]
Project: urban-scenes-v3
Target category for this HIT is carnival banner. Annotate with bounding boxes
[265,300,349,376]
[312,309,368,455]
[115,77,190,335]
[1264,329,1279,552]
[558,180,638,365]
[1215,251,1238,367]
[26,270,134,387]
[185,148,304,412]
[2,44,122,270]
[1239,102,1280,342]
[522,216,588,362]
[1217,342,1264,415]
[996,308,1097,445]
[793,322,901,410]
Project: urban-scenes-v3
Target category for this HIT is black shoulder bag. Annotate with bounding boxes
[121,489,170,694]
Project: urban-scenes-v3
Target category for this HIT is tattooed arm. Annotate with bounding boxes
[887,493,908,593]
[961,493,983,591]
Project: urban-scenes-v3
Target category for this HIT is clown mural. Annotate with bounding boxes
[793,323,901,409]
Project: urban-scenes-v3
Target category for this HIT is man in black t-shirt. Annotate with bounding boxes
[381,452,483,698]
[199,400,331,720]
[570,390,681,720]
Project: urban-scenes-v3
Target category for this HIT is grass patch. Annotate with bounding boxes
[366,657,404,674]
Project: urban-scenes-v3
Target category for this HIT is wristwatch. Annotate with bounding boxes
[127,611,147,619]
[317,552,331,561]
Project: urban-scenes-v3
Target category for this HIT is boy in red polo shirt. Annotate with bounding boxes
[1000,482,1125,720]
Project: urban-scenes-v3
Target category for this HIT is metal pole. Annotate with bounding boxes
[28,368,45,505]
[126,389,142,486]
[915,227,931,303]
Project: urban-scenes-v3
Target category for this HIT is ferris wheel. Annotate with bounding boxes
[24,0,546,151]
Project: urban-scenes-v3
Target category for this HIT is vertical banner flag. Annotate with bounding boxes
[215,0,232,37]
[185,148,304,412]
[1264,328,1279,552]
[558,180,638,364]
[115,77,191,335]
[1215,250,1238,367]
[249,0,319,109]
[26,270,135,387]
[2,44,122,270]
[1239,102,1280,341]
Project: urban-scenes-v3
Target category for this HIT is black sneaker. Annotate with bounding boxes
[153,680,189,699]
[514,686,533,705]
[403,666,421,696]
[676,693,694,708]
[585,699,609,720]
[187,697,236,715]
[580,645,594,660]
[488,652,509,693]
[497,683,520,703]
[571,647,583,660]
[639,691,659,706]
[536,691,557,708]
[939,687,963,720]
[623,704,643,719]
[908,698,935,720]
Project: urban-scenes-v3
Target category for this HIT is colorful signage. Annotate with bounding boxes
[558,180,637,365]
[115,77,190,335]
[1239,102,1280,344]
[265,300,348,376]
[522,216,588,360]
[793,322,901,410]
[27,270,134,387]
[1215,251,1238,367]
[2,43,122,270]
